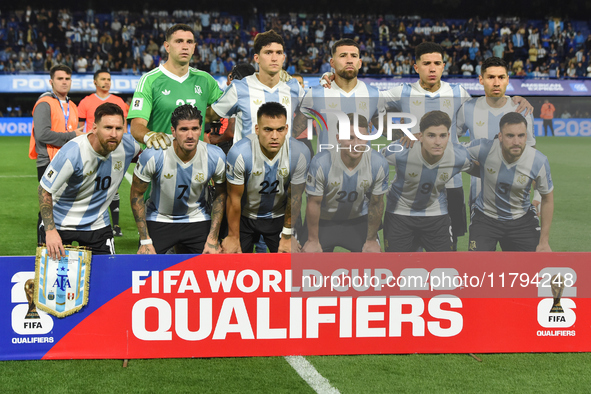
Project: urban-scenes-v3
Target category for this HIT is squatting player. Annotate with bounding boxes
[381,111,476,252]
[39,103,140,259]
[467,112,553,252]
[302,114,389,253]
[130,105,227,254]
[222,102,310,253]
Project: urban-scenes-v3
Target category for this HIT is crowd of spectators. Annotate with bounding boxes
[1,7,591,79]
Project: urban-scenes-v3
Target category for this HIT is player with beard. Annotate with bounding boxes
[456,57,536,210]
[130,105,227,254]
[292,38,383,151]
[466,113,553,251]
[38,103,140,259]
[382,43,532,250]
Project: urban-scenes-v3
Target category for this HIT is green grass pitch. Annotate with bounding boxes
[0,136,590,392]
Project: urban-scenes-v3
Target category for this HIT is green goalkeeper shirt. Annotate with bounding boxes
[128,64,223,138]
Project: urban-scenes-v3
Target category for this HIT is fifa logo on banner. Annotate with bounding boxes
[536,268,577,328]
[11,272,54,335]
[301,108,418,142]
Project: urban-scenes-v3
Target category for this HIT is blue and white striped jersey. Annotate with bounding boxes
[381,141,473,216]
[226,135,311,219]
[456,96,536,207]
[306,148,389,221]
[298,80,383,149]
[134,142,226,223]
[211,74,304,143]
[383,81,471,188]
[467,138,553,221]
[40,134,140,231]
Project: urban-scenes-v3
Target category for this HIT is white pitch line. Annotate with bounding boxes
[284,356,340,394]
[124,172,133,185]
[0,175,36,178]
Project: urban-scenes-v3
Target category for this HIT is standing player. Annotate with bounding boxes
[208,62,257,154]
[381,111,475,252]
[78,69,130,237]
[130,105,226,254]
[128,24,223,148]
[38,103,140,260]
[302,115,389,253]
[467,113,553,251]
[210,30,304,143]
[293,38,383,151]
[222,102,310,253]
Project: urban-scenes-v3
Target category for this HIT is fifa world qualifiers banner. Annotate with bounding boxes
[1,253,589,360]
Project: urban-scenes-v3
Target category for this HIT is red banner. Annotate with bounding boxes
[30,252,589,359]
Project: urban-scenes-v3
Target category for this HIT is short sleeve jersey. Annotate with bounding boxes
[381,141,473,216]
[466,138,553,221]
[383,81,471,188]
[456,96,536,207]
[211,74,304,143]
[226,135,310,219]
[78,93,130,133]
[457,97,535,145]
[128,65,223,135]
[298,80,384,149]
[306,148,389,221]
[40,134,140,231]
[134,142,226,223]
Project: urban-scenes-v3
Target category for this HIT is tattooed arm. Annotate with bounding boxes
[221,182,244,253]
[130,174,155,254]
[292,110,310,139]
[301,194,323,253]
[279,183,306,253]
[362,193,384,253]
[203,182,227,254]
[38,185,64,260]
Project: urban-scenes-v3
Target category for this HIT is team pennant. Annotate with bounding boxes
[33,245,91,318]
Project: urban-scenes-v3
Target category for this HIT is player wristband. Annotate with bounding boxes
[140,238,153,245]
[282,227,292,236]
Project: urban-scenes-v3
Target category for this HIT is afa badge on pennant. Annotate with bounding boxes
[33,245,91,318]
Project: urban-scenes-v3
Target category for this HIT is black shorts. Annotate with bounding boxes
[39,226,115,255]
[468,208,540,251]
[383,212,453,252]
[446,186,467,238]
[147,221,211,254]
[240,216,283,253]
[318,216,369,252]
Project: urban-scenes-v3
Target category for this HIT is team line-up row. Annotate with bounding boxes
[30,24,552,259]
